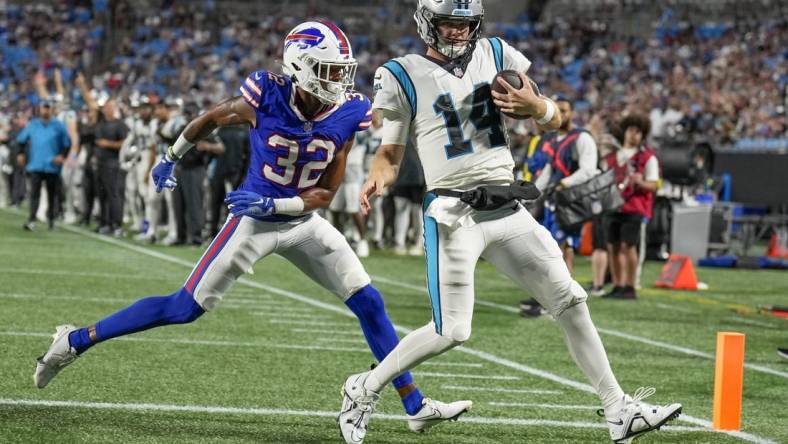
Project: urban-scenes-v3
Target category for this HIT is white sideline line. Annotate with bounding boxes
[8,213,772,444]
[375,273,788,381]
[0,398,712,434]
[289,328,361,336]
[443,385,562,395]
[413,371,518,381]
[0,331,368,353]
[596,328,788,379]
[421,362,484,368]
[489,402,597,410]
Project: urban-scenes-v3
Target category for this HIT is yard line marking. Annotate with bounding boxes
[289,328,361,336]
[315,337,366,345]
[724,317,777,329]
[442,385,562,395]
[489,402,597,410]
[0,292,278,313]
[249,307,332,321]
[596,328,788,379]
[0,398,716,434]
[0,331,368,353]
[268,320,350,327]
[413,372,518,381]
[421,362,484,368]
[11,212,771,444]
[0,267,169,280]
[655,303,697,314]
[374,274,788,381]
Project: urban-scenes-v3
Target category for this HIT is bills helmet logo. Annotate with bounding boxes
[285,28,325,50]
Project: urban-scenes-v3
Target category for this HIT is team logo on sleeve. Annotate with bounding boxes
[285,28,326,50]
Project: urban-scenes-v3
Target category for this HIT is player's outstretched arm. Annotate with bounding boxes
[153,97,255,193]
[359,143,405,215]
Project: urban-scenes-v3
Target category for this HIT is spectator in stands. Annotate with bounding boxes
[604,114,660,300]
[16,101,71,230]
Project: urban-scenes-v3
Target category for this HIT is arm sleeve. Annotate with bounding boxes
[379,108,411,147]
[560,132,599,187]
[500,38,532,73]
[372,66,411,117]
[644,155,660,182]
[355,99,373,132]
[239,70,267,111]
[534,163,552,191]
[16,126,29,144]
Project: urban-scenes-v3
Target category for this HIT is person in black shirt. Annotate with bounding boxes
[209,125,247,237]
[93,99,129,235]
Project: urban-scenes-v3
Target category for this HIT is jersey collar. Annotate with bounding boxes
[288,85,342,122]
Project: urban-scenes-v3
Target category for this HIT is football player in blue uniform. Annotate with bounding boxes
[33,20,470,432]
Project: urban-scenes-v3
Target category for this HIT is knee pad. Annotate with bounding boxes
[436,317,471,343]
[551,280,588,317]
[167,288,205,323]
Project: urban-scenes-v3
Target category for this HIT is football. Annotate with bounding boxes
[492,69,541,119]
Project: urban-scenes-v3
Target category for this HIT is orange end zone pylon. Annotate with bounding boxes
[712,332,745,431]
[655,254,698,290]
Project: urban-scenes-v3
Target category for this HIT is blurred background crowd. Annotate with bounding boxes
[1,0,786,258]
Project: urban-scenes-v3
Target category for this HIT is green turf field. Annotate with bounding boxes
[1,208,786,443]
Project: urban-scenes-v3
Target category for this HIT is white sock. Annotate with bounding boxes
[555,303,625,415]
[364,322,458,393]
[372,198,384,243]
[393,197,410,247]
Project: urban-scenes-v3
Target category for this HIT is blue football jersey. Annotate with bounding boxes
[237,70,372,221]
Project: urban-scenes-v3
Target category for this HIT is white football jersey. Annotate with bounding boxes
[372,38,531,190]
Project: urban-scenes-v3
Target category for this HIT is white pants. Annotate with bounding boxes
[186,213,371,311]
[423,193,587,341]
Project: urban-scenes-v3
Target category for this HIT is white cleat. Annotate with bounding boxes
[338,371,380,444]
[407,398,473,433]
[356,240,370,258]
[604,387,682,443]
[34,324,80,389]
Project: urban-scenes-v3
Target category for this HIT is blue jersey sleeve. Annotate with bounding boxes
[349,92,373,132]
[239,70,271,112]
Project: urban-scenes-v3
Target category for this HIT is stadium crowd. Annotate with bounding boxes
[1,1,786,255]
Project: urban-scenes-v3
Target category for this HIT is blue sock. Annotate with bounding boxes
[345,285,424,415]
[68,288,204,354]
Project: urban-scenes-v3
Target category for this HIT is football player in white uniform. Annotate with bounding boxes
[338,2,682,443]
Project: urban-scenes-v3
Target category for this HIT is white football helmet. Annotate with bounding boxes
[282,20,357,105]
[414,0,485,60]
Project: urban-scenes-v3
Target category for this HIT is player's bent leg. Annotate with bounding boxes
[34,216,262,389]
[34,287,204,389]
[345,285,424,415]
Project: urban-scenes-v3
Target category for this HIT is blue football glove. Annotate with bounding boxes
[225,190,275,218]
[151,155,177,192]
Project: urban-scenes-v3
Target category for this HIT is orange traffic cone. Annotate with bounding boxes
[578,221,593,256]
[655,254,698,290]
